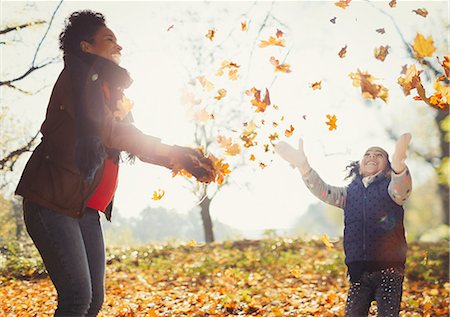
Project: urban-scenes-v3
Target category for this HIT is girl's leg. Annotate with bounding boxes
[23,200,92,316]
[374,267,404,317]
[344,272,373,317]
[79,209,106,317]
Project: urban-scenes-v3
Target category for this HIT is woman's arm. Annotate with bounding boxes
[275,139,347,209]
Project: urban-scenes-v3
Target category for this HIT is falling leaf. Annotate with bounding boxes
[209,154,231,185]
[269,133,279,141]
[389,0,397,8]
[302,114,307,120]
[197,76,214,91]
[247,87,271,113]
[216,60,240,80]
[374,45,390,61]
[272,121,278,127]
[264,144,270,152]
[259,162,267,169]
[261,119,265,125]
[376,28,385,34]
[167,25,174,32]
[205,29,215,41]
[397,64,423,96]
[273,104,279,110]
[217,136,241,156]
[330,17,337,24]
[335,0,351,9]
[438,55,450,79]
[152,189,165,200]
[241,121,258,148]
[241,21,247,31]
[326,114,337,131]
[114,95,134,120]
[285,125,295,137]
[249,154,256,161]
[193,109,213,122]
[338,45,347,58]
[280,116,284,121]
[413,8,428,17]
[349,69,389,103]
[259,36,286,48]
[214,88,227,100]
[276,29,284,38]
[270,56,291,73]
[310,81,322,90]
[429,81,450,110]
[320,234,334,249]
[412,33,436,58]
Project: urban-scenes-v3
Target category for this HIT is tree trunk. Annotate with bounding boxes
[200,196,215,243]
[436,110,450,225]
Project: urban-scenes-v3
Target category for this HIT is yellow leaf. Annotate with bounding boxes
[321,234,334,249]
[412,33,436,58]
[310,81,322,90]
[205,29,215,41]
[197,76,214,91]
[152,189,165,200]
[241,21,247,31]
[214,88,227,100]
[325,114,337,131]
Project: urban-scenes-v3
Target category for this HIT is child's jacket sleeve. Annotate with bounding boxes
[302,168,347,209]
[388,166,412,205]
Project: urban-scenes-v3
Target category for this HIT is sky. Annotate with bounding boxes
[1,0,448,235]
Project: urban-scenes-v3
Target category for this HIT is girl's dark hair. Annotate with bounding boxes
[344,156,392,180]
[59,10,106,55]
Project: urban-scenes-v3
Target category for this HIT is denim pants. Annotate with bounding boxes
[23,200,105,317]
[344,267,404,317]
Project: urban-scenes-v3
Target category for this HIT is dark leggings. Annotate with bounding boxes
[23,200,105,317]
[344,267,404,317]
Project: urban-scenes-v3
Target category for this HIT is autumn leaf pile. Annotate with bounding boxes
[1,239,448,316]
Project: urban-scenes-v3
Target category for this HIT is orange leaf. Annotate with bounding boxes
[335,0,351,9]
[248,87,271,113]
[214,88,227,100]
[259,162,267,169]
[349,69,389,103]
[249,154,256,161]
[412,8,428,17]
[276,29,284,38]
[270,56,291,73]
[310,81,322,90]
[269,133,279,141]
[389,0,397,8]
[438,55,450,79]
[338,45,347,58]
[241,21,247,31]
[197,76,214,91]
[205,29,215,41]
[325,114,337,131]
[285,125,295,137]
[259,36,286,48]
[374,45,390,61]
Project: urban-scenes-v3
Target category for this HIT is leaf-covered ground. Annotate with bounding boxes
[1,239,448,316]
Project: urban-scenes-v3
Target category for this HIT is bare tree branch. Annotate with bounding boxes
[0,1,64,92]
[0,20,45,35]
[0,132,40,171]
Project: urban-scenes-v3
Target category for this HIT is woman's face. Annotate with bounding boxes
[359,147,388,177]
[80,26,122,64]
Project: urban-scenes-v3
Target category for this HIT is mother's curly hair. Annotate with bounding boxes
[59,10,106,56]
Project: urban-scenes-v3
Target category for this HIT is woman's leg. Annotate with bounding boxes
[374,267,404,317]
[79,209,106,317]
[344,272,373,317]
[23,200,92,316]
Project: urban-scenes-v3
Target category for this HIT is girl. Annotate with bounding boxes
[275,133,412,317]
[15,10,214,317]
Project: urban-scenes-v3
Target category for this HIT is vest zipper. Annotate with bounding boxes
[362,189,367,261]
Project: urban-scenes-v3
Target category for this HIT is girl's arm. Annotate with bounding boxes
[275,139,347,209]
[388,133,413,205]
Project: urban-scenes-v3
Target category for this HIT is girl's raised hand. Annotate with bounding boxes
[275,138,310,175]
[392,133,412,173]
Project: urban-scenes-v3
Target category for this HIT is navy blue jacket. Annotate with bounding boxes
[344,174,407,267]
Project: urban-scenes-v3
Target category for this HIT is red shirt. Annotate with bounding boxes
[87,81,119,212]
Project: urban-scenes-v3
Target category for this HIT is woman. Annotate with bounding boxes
[15,10,214,316]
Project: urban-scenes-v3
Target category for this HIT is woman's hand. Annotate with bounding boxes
[169,146,215,183]
[392,133,412,174]
[275,138,311,175]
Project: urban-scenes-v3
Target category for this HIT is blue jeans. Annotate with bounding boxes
[23,200,105,317]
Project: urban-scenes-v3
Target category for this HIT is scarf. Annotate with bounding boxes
[64,52,133,182]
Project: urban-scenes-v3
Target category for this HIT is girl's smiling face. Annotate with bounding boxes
[80,26,122,64]
[359,147,389,177]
